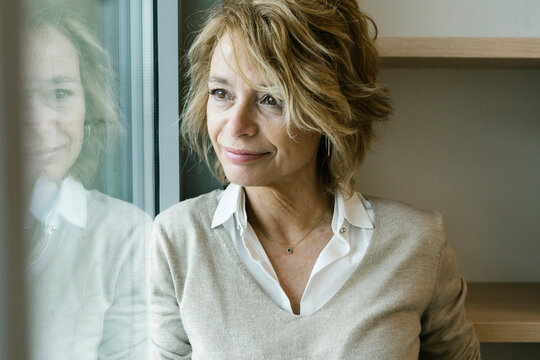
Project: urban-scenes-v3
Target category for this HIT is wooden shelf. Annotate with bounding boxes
[465,283,540,343]
[377,37,540,67]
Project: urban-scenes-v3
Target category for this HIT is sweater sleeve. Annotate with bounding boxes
[419,232,481,360]
[148,214,192,359]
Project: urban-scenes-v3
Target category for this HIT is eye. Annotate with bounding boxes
[54,88,74,101]
[209,88,231,100]
[260,94,282,107]
[37,88,75,107]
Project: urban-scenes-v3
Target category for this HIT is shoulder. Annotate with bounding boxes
[366,196,443,235]
[363,197,451,297]
[153,189,221,237]
[85,188,152,242]
[155,189,220,226]
[150,190,224,269]
[87,188,151,223]
[364,196,446,260]
[88,189,146,215]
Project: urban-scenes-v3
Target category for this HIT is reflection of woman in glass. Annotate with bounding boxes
[23,2,147,359]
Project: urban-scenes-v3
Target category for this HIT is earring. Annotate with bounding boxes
[326,136,332,157]
[84,121,91,142]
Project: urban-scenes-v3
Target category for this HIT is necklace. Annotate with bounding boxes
[251,211,326,254]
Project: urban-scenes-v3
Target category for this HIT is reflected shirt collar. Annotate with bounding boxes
[29,176,87,229]
[211,183,373,231]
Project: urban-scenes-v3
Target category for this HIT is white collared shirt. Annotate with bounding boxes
[211,183,375,315]
[29,175,87,229]
[27,176,87,266]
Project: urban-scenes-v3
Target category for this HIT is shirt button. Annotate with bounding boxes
[339,226,347,234]
[236,225,242,232]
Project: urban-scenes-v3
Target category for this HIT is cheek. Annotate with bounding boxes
[76,123,85,146]
[75,97,86,139]
[66,100,85,152]
[271,125,319,154]
[285,133,320,163]
[206,111,220,146]
[65,121,84,150]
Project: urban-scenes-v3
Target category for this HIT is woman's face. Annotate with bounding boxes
[206,33,320,188]
[23,27,85,184]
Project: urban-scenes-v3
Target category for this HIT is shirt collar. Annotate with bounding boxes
[29,176,87,229]
[335,191,374,229]
[211,183,243,228]
[211,183,373,230]
[57,176,87,228]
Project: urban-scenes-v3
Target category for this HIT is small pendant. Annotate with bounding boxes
[285,248,292,254]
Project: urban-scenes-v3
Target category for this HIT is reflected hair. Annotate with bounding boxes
[25,0,122,187]
[181,0,393,197]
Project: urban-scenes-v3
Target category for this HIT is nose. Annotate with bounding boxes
[225,98,258,137]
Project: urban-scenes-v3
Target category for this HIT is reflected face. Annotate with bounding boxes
[206,33,320,188]
[23,27,85,184]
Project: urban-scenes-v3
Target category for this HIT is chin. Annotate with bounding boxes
[224,170,269,187]
[38,169,66,184]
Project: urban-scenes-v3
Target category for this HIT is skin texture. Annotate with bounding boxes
[207,33,334,314]
[23,26,85,185]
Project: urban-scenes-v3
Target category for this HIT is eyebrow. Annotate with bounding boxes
[207,76,230,86]
[207,75,273,92]
[51,75,79,84]
[24,75,80,88]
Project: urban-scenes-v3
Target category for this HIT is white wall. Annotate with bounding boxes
[358,0,540,37]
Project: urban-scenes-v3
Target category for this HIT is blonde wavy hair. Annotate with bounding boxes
[181,0,393,197]
[25,0,122,187]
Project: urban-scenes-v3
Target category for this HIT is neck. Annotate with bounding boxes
[244,177,333,245]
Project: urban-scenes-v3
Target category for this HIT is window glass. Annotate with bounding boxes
[20,0,152,358]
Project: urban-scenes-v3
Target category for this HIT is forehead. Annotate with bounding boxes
[209,32,266,86]
[24,26,81,83]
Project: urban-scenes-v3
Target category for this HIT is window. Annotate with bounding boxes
[0,0,180,357]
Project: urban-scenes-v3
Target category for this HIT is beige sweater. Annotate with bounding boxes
[149,191,480,359]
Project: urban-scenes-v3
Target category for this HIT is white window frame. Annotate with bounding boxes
[156,0,181,212]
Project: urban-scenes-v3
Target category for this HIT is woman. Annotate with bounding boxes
[149,0,480,358]
[23,2,148,359]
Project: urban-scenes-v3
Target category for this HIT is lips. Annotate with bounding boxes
[221,146,270,163]
[25,144,67,161]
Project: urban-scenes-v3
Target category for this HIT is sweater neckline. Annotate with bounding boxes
[208,190,383,321]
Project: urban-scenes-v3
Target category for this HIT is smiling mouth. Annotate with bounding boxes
[26,144,67,159]
[221,146,270,163]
